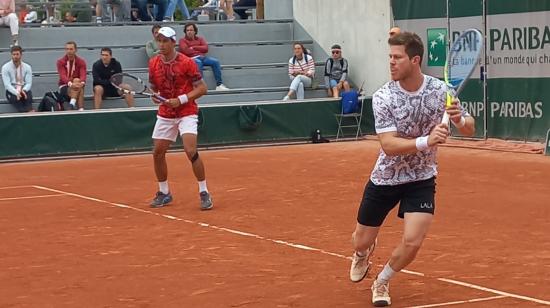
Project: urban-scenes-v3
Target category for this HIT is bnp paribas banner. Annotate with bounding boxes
[393,0,550,142]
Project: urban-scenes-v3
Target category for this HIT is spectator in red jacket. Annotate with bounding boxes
[56,41,87,110]
[179,22,229,91]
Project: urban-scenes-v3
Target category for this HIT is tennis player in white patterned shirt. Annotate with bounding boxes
[349,32,475,306]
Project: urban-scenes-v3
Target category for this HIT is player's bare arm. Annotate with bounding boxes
[378,124,448,156]
[445,99,475,136]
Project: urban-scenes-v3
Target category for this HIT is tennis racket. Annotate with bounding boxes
[441,29,483,124]
[110,73,167,103]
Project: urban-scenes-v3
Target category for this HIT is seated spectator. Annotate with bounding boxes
[69,0,93,22]
[189,0,217,20]
[1,46,34,112]
[18,2,28,22]
[64,11,77,23]
[0,0,19,47]
[233,0,255,20]
[96,0,131,23]
[146,24,161,58]
[56,41,87,110]
[283,42,314,100]
[324,44,350,98]
[164,0,190,21]
[92,48,134,109]
[134,0,167,21]
[219,0,234,21]
[179,22,229,90]
[23,11,38,24]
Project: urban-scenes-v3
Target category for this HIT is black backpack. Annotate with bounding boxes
[38,91,62,112]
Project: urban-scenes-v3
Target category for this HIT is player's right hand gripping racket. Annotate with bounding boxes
[441,29,483,124]
[110,73,167,103]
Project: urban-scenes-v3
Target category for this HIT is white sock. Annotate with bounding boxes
[198,180,208,193]
[69,98,76,106]
[377,263,397,284]
[158,181,169,194]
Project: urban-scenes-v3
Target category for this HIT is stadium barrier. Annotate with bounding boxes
[0,99,374,160]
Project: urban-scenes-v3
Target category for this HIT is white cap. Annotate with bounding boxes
[157,27,176,41]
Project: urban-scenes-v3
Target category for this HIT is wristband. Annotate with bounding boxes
[453,116,466,128]
[178,94,189,105]
[415,136,429,151]
[68,81,72,87]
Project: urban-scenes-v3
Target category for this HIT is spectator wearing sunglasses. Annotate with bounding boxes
[324,44,350,98]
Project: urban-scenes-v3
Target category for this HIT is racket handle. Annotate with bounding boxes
[441,91,452,124]
[441,111,450,124]
[153,93,167,102]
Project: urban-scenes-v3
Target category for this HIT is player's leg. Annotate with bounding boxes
[180,115,213,210]
[370,213,432,307]
[93,85,104,109]
[371,178,435,307]
[350,180,400,283]
[350,223,379,283]
[150,117,178,207]
[389,212,433,270]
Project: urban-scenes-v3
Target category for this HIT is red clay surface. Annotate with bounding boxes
[1,141,549,307]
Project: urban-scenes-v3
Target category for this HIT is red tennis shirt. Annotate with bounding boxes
[148,52,203,118]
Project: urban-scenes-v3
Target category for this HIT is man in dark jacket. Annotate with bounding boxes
[92,47,134,109]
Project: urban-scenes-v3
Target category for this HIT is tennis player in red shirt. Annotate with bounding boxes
[148,27,212,210]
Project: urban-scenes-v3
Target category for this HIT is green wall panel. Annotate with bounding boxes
[0,99,375,159]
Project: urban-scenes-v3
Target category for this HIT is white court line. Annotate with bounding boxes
[0,185,34,190]
[0,194,65,201]
[437,278,550,305]
[31,185,550,306]
[226,188,246,192]
[406,295,507,308]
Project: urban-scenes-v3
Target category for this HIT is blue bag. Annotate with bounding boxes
[340,90,360,114]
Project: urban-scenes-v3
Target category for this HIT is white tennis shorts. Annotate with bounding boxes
[152,115,198,141]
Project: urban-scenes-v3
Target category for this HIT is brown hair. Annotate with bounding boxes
[293,42,308,55]
[151,24,161,33]
[65,41,78,50]
[101,47,112,55]
[388,32,424,65]
[10,45,23,54]
[184,22,198,34]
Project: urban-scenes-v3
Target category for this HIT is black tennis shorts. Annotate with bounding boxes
[357,177,436,227]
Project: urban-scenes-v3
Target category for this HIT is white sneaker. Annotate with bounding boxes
[371,279,391,307]
[215,84,229,91]
[282,95,290,101]
[349,239,376,282]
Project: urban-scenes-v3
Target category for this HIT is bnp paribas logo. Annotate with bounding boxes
[427,28,447,66]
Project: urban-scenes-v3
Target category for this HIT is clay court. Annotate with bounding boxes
[1,141,549,307]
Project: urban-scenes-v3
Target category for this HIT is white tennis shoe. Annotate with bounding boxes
[371,278,391,307]
[349,239,377,282]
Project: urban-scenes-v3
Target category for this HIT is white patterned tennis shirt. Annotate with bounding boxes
[370,74,469,186]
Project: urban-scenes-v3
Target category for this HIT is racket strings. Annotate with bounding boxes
[112,75,146,93]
